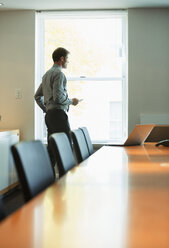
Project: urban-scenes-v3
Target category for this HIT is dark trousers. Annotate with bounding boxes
[45,109,72,166]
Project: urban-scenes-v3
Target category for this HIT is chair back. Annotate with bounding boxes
[0,196,5,221]
[11,140,55,202]
[49,133,76,177]
[80,127,94,155]
[72,129,90,163]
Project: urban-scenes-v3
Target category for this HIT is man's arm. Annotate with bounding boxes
[34,84,46,113]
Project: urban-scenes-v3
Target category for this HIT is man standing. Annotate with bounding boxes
[34,47,80,164]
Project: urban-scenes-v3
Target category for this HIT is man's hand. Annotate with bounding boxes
[72,98,79,106]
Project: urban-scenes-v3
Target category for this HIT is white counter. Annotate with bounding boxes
[0,130,19,194]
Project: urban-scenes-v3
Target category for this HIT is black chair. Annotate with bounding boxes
[0,196,5,221]
[72,129,90,163]
[79,127,94,155]
[49,133,76,177]
[11,140,55,202]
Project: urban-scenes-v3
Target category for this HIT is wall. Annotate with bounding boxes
[0,9,169,139]
[128,8,169,133]
[0,10,35,140]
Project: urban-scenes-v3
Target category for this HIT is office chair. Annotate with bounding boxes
[72,129,90,163]
[0,196,5,221]
[49,133,76,177]
[79,127,94,155]
[11,140,55,202]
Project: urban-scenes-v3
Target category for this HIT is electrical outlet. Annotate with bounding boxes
[15,88,22,99]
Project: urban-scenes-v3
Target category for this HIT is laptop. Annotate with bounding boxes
[145,125,169,142]
[107,124,155,146]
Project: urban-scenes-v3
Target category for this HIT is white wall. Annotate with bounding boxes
[0,9,169,139]
[128,8,169,133]
[0,10,35,140]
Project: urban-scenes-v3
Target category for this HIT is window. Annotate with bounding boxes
[35,11,128,143]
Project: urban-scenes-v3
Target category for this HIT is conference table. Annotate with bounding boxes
[0,143,169,248]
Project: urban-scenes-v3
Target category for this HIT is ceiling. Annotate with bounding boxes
[0,0,169,11]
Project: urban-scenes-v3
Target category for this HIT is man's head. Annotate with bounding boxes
[52,47,69,69]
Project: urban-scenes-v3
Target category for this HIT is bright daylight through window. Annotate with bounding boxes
[35,11,128,143]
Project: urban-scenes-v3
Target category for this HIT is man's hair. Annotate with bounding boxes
[52,47,69,62]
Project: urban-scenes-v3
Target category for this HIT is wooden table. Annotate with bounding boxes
[0,144,169,248]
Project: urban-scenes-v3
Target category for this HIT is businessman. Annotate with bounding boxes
[34,47,80,164]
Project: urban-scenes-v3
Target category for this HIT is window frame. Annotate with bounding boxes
[35,10,128,144]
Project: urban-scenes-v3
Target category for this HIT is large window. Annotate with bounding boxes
[35,11,128,143]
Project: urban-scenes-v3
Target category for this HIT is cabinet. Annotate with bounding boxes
[0,130,19,194]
